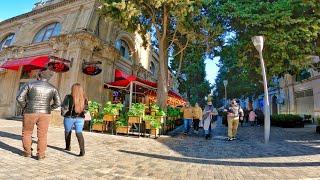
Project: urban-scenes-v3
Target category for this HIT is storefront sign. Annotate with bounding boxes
[82,61,102,76]
[48,56,71,73]
[48,61,69,72]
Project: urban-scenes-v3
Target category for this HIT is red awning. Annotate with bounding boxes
[105,69,185,102]
[115,69,131,80]
[0,55,50,71]
[105,75,157,90]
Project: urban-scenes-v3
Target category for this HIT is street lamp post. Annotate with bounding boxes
[223,80,228,107]
[252,36,270,144]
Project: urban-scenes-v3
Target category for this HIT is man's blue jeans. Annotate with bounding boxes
[184,119,192,133]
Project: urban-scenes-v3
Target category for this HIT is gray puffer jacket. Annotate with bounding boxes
[16,80,61,114]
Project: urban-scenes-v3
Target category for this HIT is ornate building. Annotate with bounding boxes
[0,0,182,118]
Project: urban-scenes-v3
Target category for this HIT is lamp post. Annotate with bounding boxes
[252,36,270,144]
[223,80,228,107]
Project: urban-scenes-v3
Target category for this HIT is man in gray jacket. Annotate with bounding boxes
[16,69,61,160]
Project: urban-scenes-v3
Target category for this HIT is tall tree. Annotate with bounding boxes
[216,0,320,77]
[99,0,222,108]
[211,0,320,103]
[171,44,212,107]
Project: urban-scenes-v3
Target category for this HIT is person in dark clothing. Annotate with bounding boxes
[16,69,61,160]
[61,83,88,156]
[255,109,264,126]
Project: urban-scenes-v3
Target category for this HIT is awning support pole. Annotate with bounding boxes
[129,81,133,108]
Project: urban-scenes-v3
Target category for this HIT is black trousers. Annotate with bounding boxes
[193,119,200,131]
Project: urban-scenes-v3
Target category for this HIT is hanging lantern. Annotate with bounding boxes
[82,60,102,76]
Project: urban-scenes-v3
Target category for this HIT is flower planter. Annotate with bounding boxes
[104,114,117,122]
[116,126,130,134]
[150,128,159,138]
[155,116,165,123]
[145,121,151,129]
[92,123,105,132]
[128,116,142,124]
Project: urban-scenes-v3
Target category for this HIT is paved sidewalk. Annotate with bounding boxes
[0,118,319,180]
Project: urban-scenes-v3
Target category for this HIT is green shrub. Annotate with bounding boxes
[116,113,128,127]
[156,109,166,116]
[271,114,303,128]
[167,106,180,117]
[103,101,123,115]
[92,112,104,125]
[151,104,160,111]
[127,103,145,117]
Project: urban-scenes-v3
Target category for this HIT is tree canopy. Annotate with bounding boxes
[99,0,223,108]
[171,44,212,107]
[212,0,320,101]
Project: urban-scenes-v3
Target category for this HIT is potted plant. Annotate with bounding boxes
[143,115,155,129]
[103,101,123,122]
[150,119,161,138]
[150,104,159,116]
[88,101,101,117]
[127,103,145,123]
[155,109,166,123]
[116,113,130,134]
[88,101,104,132]
[91,112,106,132]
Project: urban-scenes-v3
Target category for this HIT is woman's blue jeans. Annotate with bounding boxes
[64,117,84,133]
[184,119,192,133]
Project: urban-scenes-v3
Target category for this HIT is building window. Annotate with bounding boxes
[115,39,131,59]
[32,22,61,43]
[150,61,156,76]
[0,33,16,51]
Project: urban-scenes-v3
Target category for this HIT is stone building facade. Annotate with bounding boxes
[0,0,169,118]
[248,68,320,120]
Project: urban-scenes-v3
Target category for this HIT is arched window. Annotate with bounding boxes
[115,39,131,59]
[33,22,61,43]
[0,33,16,51]
[150,61,156,76]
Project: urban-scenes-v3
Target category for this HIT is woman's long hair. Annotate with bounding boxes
[71,83,86,114]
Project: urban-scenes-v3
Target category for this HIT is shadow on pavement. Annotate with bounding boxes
[0,141,24,156]
[0,130,78,156]
[118,149,320,167]
[157,117,320,160]
[47,145,78,156]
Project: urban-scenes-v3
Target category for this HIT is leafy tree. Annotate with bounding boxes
[171,44,212,107]
[213,39,263,105]
[216,0,320,77]
[99,0,222,108]
[211,0,320,102]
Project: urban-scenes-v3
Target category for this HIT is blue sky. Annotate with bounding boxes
[0,0,219,85]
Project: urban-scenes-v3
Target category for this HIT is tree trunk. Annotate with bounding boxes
[157,40,169,110]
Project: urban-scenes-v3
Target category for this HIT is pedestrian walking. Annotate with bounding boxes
[249,109,257,126]
[193,103,202,134]
[16,69,61,160]
[180,102,193,135]
[202,101,218,140]
[226,99,243,141]
[61,83,88,156]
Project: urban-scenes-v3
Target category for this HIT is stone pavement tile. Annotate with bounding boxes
[1,118,320,179]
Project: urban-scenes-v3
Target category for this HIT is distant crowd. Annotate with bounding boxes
[180,99,264,140]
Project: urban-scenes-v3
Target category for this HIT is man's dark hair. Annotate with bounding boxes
[38,68,54,80]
